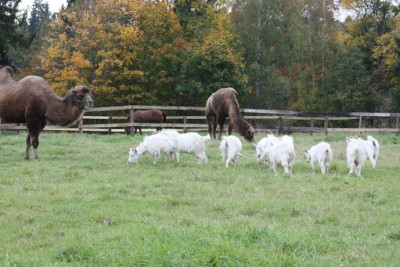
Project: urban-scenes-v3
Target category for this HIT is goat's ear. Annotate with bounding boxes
[373,141,376,147]
[71,89,78,96]
[304,148,308,153]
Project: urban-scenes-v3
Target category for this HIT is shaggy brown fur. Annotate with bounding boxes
[125,109,166,135]
[205,87,254,142]
[0,66,93,160]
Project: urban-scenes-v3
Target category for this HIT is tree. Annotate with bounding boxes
[321,46,373,112]
[0,0,31,68]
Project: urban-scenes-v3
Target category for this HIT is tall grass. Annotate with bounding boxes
[0,131,400,265]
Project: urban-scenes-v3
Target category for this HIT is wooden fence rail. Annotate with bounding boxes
[1,105,400,136]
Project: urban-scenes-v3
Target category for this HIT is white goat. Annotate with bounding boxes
[128,132,179,164]
[158,130,209,163]
[261,141,295,174]
[219,135,242,167]
[255,134,293,163]
[346,135,380,177]
[304,142,333,174]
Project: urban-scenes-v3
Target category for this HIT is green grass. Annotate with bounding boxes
[1,131,400,266]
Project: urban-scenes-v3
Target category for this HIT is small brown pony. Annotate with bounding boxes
[205,87,254,142]
[125,109,166,135]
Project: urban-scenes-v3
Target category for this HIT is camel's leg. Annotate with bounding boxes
[25,135,31,160]
[216,115,226,140]
[207,115,214,139]
[212,116,217,140]
[26,117,45,160]
[228,123,233,135]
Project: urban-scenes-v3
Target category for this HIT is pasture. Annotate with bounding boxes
[0,131,400,265]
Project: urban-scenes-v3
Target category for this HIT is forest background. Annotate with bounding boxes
[1,0,400,113]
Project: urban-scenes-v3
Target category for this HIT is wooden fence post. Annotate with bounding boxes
[358,116,362,135]
[78,118,83,134]
[310,119,314,136]
[278,117,282,134]
[324,115,328,136]
[108,116,112,135]
[0,118,2,135]
[130,108,135,137]
[183,116,187,133]
[396,117,399,136]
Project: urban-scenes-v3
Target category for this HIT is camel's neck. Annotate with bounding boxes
[46,94,83,126]
[228,101,251,133]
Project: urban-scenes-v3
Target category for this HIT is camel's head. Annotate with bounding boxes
[72,86,94,111]
[245,125,255,142]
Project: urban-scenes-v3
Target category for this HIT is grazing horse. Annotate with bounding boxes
[125,109,166,135]
[0,66,93,160]
[205,87,254,142]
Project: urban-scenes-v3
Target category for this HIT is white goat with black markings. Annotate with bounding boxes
[128,132,179,164]
[219,135,243,167]
[304,142,333,174]
[346,135,380,177]
[261,141,295,174]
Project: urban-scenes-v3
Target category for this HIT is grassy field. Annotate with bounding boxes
[0,131,400,266]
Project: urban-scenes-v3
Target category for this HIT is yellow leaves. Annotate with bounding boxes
[71,52,92,69]
[372,33,399,68]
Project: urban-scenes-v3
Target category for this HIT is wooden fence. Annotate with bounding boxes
[1,105,400,136]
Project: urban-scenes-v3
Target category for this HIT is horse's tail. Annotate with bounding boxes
[162,112,166,123]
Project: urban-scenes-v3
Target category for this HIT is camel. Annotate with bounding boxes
[0,66,94,160]
[205,87,255,142]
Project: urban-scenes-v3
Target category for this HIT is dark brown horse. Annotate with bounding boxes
[125,109,166,135]
[205,87,254,142]
[0,66,93,160]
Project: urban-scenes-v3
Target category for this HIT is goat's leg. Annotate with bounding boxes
[225,157,231,167]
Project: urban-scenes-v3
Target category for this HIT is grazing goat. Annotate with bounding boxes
[219,135,243,167]
[255,134,294,163]
[346,135,380,177]
[304,142,333,174]
[128,132,179,164]
[158,130,210,163]
[260,141,295,174]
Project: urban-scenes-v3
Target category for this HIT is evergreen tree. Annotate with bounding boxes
[0,0,31,68]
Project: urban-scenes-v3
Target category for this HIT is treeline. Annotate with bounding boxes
[2,0,400,112]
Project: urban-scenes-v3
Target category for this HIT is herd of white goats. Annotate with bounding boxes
[128,130,380,177]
